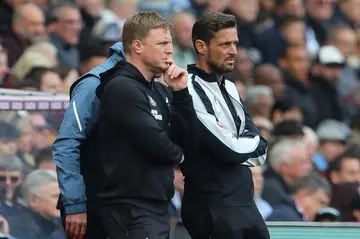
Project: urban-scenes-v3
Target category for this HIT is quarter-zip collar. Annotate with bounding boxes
[187,64,225,84]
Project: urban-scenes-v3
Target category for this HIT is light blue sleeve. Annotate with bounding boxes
[53,77,100,214]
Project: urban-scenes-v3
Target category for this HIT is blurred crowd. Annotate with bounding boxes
[1,0,360,238]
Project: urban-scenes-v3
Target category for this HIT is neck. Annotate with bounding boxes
[125,54,153,81]
[196,58,223,84]
[282,173,295,186]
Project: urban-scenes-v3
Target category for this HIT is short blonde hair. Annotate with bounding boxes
[122,11,173,53]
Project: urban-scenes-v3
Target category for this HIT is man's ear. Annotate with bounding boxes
[195,40,207,55]
[132,39,142,54]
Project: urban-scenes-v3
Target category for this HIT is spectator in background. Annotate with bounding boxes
[226,47,255,85]
[171,12,196,69]
[331,180,360,221]
[305,0,334,58]
[271,119,305,145]
[254,64,285,99]
[35,146,56,171]
[326,25,358,110]
[279,44,318,128]
[224,0,264,64]
[29,113,51,154]
[267,172,331,221]
[245,85,274,118]
[252,116,274,141]
[9,170,63,239]
[271,99,303,125]
[256,0,276,32]
[10,41,58,88]
[0,121,20,156]
[328,147,360,185]
[332,0,360,31]
[22,67,63,93]
[0,0,31,35]
[50,2,82,68]
[58,64,79,94]
[0,155,24,221]
[1,3,46,68]
[263,139,312,207]
[108,0,138,21]
[350,187,360,222]
[313,120,350,175]
[251,167,273,220]
[310,45,346,126]
[0,44,9,88]
[303,126,319,159]
[79,40,108,75]
[260,16,306,65]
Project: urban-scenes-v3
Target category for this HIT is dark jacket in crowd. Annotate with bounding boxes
[310,75,344,127]
[262,166,293,207]
[267,200,304,221]
[283,71,318,128]
[1,31,31,68]
[0,1,13,36]
[94,61,197,214]
[9,207,64,239]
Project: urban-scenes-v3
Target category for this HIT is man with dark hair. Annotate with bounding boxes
[23,67,63,93]
[94,11,197,239]
[35,146,56,171]
[79,40,108,75]
[271,98,303,124]
[181,12,269,239]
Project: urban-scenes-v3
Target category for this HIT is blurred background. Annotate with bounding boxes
[1,0,360,238]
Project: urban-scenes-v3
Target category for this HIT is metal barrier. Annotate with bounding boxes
[170,222,360,239]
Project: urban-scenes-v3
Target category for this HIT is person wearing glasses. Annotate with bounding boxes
[0,155,24,221]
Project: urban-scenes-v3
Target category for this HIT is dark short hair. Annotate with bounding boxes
[35,146,53,168]
[292,172,332,198]
[273,119,304,137]
[329,145,360,173]
[192,12,237,54]
[278,16,304,31]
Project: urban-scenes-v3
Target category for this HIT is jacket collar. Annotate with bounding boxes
[187,64,225,85]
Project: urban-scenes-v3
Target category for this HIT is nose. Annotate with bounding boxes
[165,43,173,56]
[230,43,238,55]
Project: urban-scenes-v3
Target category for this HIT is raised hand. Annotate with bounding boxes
[163,59,188,91]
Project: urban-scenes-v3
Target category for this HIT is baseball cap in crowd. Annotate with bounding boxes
[314,207,341,222]
[316,120,350,143]
[315,45,346,67]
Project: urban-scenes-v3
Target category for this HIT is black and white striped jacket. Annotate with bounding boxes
[181,64,268,206]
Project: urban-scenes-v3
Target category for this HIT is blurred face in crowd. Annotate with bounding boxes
[281,21,306,46]
[272,106,304,124]
[17,123,33,153]
[207,0,229,13]
[54,7,82,45]
[0,51,8,82]
[251,94,275,119]
[0,170,23,201]
[340,0,360,24]
[279,146,313,184]
[251,167,264,198]
[30,114,50,150]
[315,64,343,83]
[197,28,238,75]
[330,28,357,59]
[306,0,334,22]
[277,0,305,17]
[234,48,254,84]
[40,71,63,93]
[296,188,330,221]
[109,0,138,19]
[0,139,18,155]
[319,141,346,162]
[279,46,309,83]
[28,181,60,219]
[81,0,103,17]
[13,3,46,43]
[173,13,196,49]
[229,0,259,23]
[252,116,273,140]
[80,56,107,75]
[330,158,360,184]
[254,65,285,99]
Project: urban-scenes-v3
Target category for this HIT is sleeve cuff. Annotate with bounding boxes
[172,87,191,104]
[64,203,87,215]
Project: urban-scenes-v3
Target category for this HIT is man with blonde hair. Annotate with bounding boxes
[94,11,197,238]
